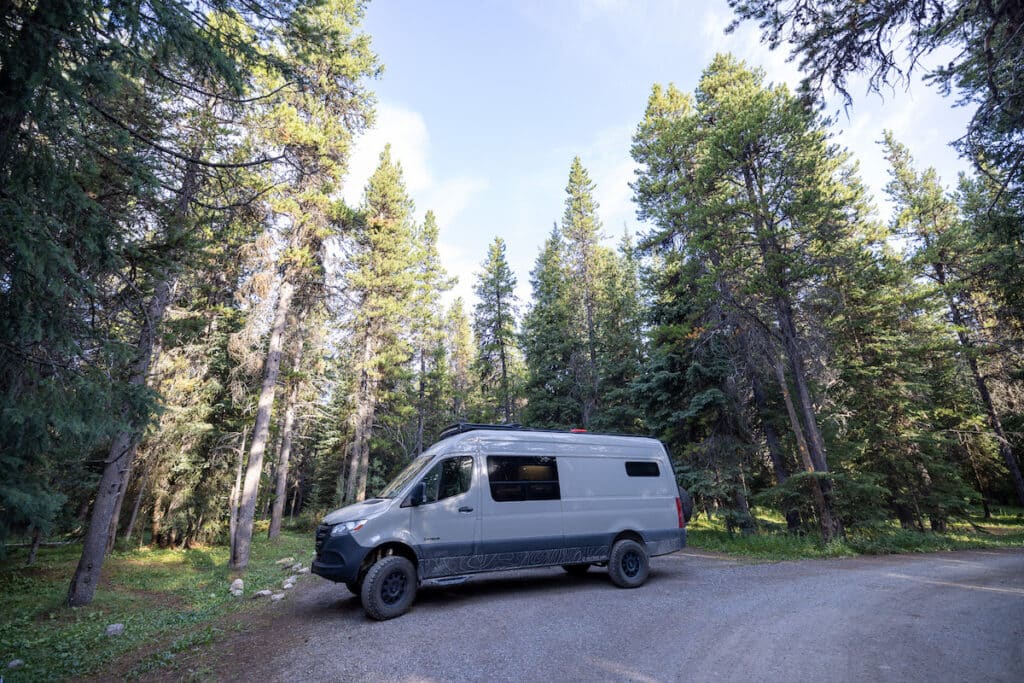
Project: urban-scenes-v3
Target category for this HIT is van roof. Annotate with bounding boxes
[438,422,657,441]
[435,423,666,453]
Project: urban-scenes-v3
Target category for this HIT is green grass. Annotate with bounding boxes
[688,506,1024,561]
[0,525,313,681]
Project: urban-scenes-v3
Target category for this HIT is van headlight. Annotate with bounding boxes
[330,519,367,536]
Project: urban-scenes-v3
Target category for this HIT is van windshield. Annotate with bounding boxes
[376,453,435,499]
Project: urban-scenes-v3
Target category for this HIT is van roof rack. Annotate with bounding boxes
[438,422,524,440]
[437,422,653,442]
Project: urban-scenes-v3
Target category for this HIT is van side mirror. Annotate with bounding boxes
[406,481,427,507]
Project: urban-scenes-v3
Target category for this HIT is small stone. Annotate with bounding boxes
[298,567,310,574]
[289,562,303,571]
[229,578,244,592]
[283,575,298,586]
[230,589,243,598]
[252,589,273,598]
[8,659,24,669]
[283,582,294,590]
[270,593,285,601]
[274,557,295,566]
[105,623,125,637]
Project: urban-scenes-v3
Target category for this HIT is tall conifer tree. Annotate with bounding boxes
[473,238,520,423]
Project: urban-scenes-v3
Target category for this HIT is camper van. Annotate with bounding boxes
[312,424,691,619]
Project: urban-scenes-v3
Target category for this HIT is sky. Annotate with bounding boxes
[341,0,974,307]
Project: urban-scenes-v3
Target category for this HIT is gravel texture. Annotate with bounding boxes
[214,548,1024,682]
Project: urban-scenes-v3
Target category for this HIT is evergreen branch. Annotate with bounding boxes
[88,102,284,169]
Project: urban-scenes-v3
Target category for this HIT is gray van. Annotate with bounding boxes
[312,424,691,619]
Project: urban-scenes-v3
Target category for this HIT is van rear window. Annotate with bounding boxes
[487,456,560,502]
[625,461,660,477]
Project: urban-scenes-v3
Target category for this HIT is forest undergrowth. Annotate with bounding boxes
[0,526,309,681]
[687,506,1024,560]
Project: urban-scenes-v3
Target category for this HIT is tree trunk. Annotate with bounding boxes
[150,486,166,546]
[773,356,836,542]
[268,327,303,536]
[122,453,154,545]
[231,278,295,570]
[228,427,247,563]
[346,328,377,503]
[26,526,42,566]
[67,145,201,605]
[67,275,176,606]
[104,444,137,553]
[496,289,512,423]
[289,475,301,518]
[749,368,801,532]
[416,347,426,455]
[934,263,1024,505]
[773,297,843,540]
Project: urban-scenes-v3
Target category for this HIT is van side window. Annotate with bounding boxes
[487,456,560,502]
[421,456,473,504]
[625,461,660,477]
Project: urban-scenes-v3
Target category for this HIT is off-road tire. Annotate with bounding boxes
[608,539,649,588]
[360,555,417,620]
[561,563,591,576]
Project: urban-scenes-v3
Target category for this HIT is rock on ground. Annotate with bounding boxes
[270,593,285,602]
[253,589,273,598]
[105,623,125,637]
[8,659,24,669]
[274,557,295,566]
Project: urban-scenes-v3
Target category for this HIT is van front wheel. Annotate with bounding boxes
[360,555,417,620]
[608,539,649,588]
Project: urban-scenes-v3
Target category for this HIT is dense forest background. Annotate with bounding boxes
[1,0,1021,606]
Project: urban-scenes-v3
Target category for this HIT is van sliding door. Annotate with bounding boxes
[477,455,565,571]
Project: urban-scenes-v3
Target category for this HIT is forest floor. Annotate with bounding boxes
[687,505,1024,559]
[1,508,1022,681]
[0,525,314,681]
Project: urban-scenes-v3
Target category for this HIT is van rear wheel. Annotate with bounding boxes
[561,563,591,576]
[360,555,417,620]
[608,539,649,588]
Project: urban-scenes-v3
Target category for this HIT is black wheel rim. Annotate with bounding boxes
[381,569,407,605]
[621,549,641,578]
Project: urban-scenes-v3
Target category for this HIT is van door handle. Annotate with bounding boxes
[458,506,474,513]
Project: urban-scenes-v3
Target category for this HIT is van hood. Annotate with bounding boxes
[322,498,393,525]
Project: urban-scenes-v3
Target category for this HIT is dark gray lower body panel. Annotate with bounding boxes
[417,528,686,580]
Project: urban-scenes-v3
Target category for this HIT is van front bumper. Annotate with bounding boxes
[311,524,372,583]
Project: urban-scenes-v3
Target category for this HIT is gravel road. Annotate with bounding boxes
[218,548,1024,682]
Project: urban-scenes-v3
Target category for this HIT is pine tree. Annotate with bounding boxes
[630,56,878,540]
[561,157,606,428]
[231,0,379,570]
[343,146,418,503]
[521,228,579,428]
[883,133,1024,506]
[411,211,454,452]
[445,299,480,421]
[473,237,520,423]
[592,233,645,432]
